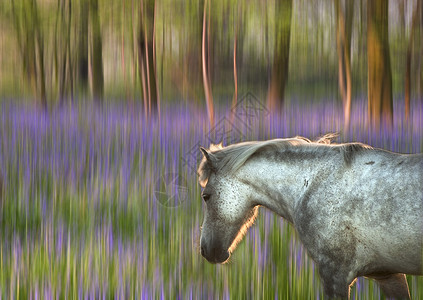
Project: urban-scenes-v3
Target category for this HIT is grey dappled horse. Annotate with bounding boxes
[198,136,423,299]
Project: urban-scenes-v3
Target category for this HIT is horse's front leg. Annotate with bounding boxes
[318,265,355,299]
[368,273,410,299]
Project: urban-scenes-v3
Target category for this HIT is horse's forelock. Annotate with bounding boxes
[198,156,212,187]
[198,145,220,187]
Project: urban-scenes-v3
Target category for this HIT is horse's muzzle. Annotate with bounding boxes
[200,239,230,264]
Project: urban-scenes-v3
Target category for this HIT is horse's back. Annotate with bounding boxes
[346,150,423,213]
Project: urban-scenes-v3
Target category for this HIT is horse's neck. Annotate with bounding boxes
[241,154,326,223]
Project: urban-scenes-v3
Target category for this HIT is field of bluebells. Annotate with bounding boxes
[1,95,423,299]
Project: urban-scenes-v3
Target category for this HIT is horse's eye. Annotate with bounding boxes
[202,193,211,202]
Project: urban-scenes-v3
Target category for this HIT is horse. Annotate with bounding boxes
[197,135,423,299]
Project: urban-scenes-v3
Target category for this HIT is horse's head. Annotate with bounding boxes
[197,145,258,264]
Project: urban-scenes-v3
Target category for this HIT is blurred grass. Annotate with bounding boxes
[0,99,423,299]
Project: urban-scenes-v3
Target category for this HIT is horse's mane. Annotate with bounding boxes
[197,134,372,187]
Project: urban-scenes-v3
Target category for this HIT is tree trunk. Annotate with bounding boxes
[335,0,353,130]
[138,0,159,117]
[232,27,238,112]
[231,0,241,122]
[367,0,393,129]
[146,0,158,114]
[78,0,89,95]
[12,0,48,108]
[35,22,47,109]
[405,0,421,120]
[138,0,148,116]
[335,0,346,102]
[67,0,74,103]
[0,169,3,203]
[397,0,405,37]
[24,0,47,108]
[90,0,104,102]
[202,0,214,127]
[420,1,423,97]
[56,0,73,104]
[267,0,292,114]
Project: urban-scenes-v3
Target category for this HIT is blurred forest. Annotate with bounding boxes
[0,0,422,127]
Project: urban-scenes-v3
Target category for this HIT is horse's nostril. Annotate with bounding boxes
[200,245,206,257]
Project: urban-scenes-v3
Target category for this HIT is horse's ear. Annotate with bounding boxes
[200,147,216,163]
[200,147,213,162]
